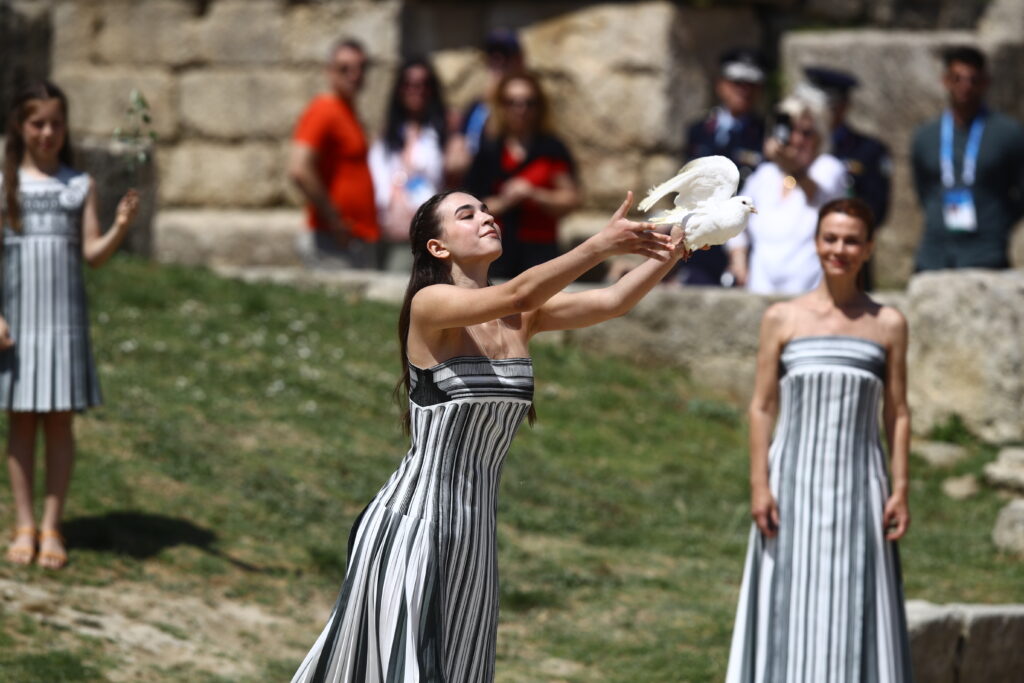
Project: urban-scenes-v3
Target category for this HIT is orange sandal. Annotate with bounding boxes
[37,529,68,570]
[5,526,37,565]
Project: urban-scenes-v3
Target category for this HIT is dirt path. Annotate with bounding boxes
[1,577,318,681]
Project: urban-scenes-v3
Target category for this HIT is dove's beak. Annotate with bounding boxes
[750,206,758,214]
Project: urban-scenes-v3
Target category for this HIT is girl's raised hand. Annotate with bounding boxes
[115,189,140,230]
[594,191,672,260]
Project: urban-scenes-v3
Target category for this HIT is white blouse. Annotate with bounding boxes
[727,154,849,295]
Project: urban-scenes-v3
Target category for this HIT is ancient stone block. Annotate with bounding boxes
[195,0,286,65]
[984,448,1024,494]
[93,0,198,66]
[52,65,177,139]
[154,209,303,267]
[959,603,1024,678]
[51,0,97,66]
[179,69,318,140]
[905,601,960,683]
[906,269,1024,443]
[158,142,286,207]
[992,500,1024,555]
[284,0,401,65]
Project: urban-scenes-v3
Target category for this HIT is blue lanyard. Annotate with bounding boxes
[940,109,986,188]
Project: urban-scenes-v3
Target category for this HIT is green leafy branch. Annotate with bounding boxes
[113,88,157,173]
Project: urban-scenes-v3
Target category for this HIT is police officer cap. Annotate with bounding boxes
[719,48,766,84]
[804,67,859,99]
[484,28,521,57]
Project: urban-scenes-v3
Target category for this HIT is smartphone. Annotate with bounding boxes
[771,112,793,146]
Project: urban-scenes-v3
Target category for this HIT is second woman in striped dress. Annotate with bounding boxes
[292,190,692,682]
[725,198,913,683]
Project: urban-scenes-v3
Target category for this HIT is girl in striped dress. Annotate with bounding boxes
[1,81,139,569]
[293,190,691,682]
[726,198,913,683]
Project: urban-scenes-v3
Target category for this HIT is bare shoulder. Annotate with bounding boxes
[877,304,908,349]
[761,299,799,332]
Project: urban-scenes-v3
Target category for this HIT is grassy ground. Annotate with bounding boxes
[0,258,1020,682]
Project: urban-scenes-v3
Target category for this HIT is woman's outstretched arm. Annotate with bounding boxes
[881,307,911,541]
[412,192,670,332]
[526,226,692,335]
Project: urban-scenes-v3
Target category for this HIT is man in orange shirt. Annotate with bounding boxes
[289,38,379,268]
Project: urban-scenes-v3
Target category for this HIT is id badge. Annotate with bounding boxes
[942,187,978,232]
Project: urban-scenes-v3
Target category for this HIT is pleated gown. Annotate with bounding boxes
[0,167,102,412]
[293,356,534,683]
[726,336,912,683]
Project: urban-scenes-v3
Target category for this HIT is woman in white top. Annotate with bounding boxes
[369,57,448,272]
[727,89,849,295]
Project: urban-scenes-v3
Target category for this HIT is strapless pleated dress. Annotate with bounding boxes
[726,336,912,683]
[293,356,534,683]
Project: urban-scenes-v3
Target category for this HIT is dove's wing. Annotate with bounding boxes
[670,156,741,211]
[637,156,740,213]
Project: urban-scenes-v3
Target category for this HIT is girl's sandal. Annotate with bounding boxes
[5,526,37,565]
[37,529,68,570]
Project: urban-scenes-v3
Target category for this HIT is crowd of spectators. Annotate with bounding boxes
[289,34,1024,291]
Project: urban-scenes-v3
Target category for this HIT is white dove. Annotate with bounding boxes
[637,155,756,250]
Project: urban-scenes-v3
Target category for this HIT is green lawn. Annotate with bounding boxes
[0,258,1019,682]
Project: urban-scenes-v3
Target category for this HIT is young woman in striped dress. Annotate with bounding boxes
[726,197,913,682]
[1,81,139,569]
[292,190,691,682]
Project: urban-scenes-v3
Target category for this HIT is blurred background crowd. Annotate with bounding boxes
[1,0,1022,292]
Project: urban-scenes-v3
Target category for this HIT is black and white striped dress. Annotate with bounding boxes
[726,336,912,683]
[293,356,534,683]
[0,167,101,412]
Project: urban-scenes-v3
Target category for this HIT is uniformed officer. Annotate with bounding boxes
[803,66,891,288]
[681,48,767,286]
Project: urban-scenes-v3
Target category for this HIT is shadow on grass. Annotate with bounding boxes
[63,511,288,575]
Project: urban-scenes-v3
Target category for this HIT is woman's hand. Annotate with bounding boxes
[752,484,780,538]
[0,316,14,350]
[883,492,910,541]
[592,192,672,260]
[115,189,140,230]
[500,177,534,206]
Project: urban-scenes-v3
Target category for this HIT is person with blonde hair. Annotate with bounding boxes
[726,87,849,294]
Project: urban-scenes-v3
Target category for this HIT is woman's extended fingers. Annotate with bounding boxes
[613,190,634,220]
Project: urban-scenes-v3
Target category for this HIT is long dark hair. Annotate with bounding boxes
[3,81,75,232]
[393,190,535,430]
[382,57,447,154]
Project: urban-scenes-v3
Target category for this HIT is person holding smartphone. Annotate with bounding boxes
[725,88,849,295]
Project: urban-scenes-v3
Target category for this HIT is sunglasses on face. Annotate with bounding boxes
[333,62,366,75]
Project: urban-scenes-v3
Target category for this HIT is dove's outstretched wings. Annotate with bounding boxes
[637,156,740,213]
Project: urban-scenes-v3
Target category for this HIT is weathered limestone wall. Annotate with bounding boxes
[48,0,402,211]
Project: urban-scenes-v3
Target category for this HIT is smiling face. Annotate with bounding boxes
[428,192,503,266]
[816,211,873,278]
[20,97,67,166]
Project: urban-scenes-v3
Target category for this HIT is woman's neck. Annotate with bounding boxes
[819,273,862,309]
[450,262,489,289]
